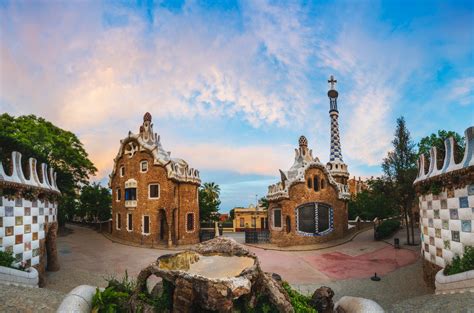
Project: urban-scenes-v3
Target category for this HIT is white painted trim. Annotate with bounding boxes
[120,166,125,177]
[186,212,195,233]
[142,215,151,235]
[115,188,121,202]
[271,208,282,230]
[140,160,148,173]
[148,183,160,200]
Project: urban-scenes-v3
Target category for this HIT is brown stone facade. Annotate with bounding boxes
[269,166,348,246]
[110,113,200,247]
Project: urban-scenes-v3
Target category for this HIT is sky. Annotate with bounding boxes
[1,0,473,212]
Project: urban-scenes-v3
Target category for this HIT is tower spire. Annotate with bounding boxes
[328,75,342,162]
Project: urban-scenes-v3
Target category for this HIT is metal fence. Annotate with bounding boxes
[244,230,270,244]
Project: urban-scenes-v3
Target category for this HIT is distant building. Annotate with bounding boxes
[267,76,351,246]
[109,113,201,247]
[219,213,229,222]
[232,204,268,232]
[347,176,369,196]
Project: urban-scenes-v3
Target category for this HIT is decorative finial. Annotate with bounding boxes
[143,112,152,122]
[299,136,308,147]
[328,75,337,90]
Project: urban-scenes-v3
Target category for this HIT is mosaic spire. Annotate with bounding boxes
[328,75,343,162]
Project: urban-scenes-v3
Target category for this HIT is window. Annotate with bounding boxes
[273,209,282,228]
[286,216,291,233]
[307,178,312,189]
[296,203,332,235]
[313,176,319,191]
[140,161,148,173]
[251,217,256,228]
[186,213,195,232]
[143,215,150,234]
[116,188,121,201]
[149,184,160,199]
[125,188,137,200]
[127,213,133,231]
[240,218,245,228]
[116,213,121,230]
[120,166,125,177]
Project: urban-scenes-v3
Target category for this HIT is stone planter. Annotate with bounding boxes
[435,268,474,295]
[56,285,100,313]
[0,265,39,287]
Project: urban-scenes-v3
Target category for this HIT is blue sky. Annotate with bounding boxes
[1,0,473,212]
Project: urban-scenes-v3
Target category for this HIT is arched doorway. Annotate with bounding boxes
[159,209,168,243]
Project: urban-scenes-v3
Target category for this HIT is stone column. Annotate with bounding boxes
[168,226,173,248]
[46,222,60,272]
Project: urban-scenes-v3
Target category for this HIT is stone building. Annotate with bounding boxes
[413,126,473,287]
[267,76,351,246]
[347,176,369,196]
[109,113,201,247]
[0,151,60,285]
[232,204,268,232]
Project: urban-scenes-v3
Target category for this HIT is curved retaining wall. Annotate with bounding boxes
[0,265,38,287]
[435,269,474,295]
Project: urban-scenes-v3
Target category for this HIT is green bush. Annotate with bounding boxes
[444,246,474,276]
[0,251,15,268]
[375,219,400,239]
[282,281,317,313]
[92,272,135,313]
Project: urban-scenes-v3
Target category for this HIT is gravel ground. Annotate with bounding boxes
[0,284,65,313]
[390,292,474,313]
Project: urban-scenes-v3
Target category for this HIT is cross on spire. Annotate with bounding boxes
[328,75,337,90]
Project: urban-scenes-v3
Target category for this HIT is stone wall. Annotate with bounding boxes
[414,126,473,287]
[269,167,348,246]
[110,150,200,246]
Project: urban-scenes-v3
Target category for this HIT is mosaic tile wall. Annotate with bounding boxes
[0,196,57,267]
[420,184,474,268]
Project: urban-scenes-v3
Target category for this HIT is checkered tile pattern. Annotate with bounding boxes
[0,197,57,267]
[329,114,343,162]
[419,185,474,268]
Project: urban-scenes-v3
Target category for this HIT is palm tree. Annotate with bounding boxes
[203,182,220,200]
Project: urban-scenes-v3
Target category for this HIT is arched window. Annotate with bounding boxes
[313,176,319,191]
[140,160,148,173]
[307,178,312,189]
[296,203,332,235]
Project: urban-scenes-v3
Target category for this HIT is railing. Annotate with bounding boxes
[244,229,270,244]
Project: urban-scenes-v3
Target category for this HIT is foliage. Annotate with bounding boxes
[418,130,465,161]
[0,114,97,225]
[259,197,269,210]
[444,246,474,276]
[92,287,129,313]
[138,279,173,312]
[375,219,401,239]
[199,182,221,222]
[79,183,112,222]
[282,282,317,313]
[382,117,418,245]
[348,178,397,220]
[229,208,235,220]
[0,251,15,268]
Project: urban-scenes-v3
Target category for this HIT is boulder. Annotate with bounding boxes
[334,296,384,313]
[310,286,335,313]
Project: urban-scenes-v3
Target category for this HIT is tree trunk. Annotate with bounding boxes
[409,211,415,245]
[403,207,411,245]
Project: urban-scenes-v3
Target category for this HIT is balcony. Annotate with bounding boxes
[125,200,137,209]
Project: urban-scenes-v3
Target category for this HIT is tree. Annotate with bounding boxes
[0,114,97,225]
[348,178,397,220]
[199,182,221,222]
[79,183,112,222]
[258,197,269,210]
[418,130,465,164]
[382,117,418,245]
[229,208,235,220]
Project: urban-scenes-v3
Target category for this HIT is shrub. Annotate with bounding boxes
[282,281,317,313]
[375,219,400,239]
[92,272,135,313]
[0,251,15,268]
[444,246,474,276]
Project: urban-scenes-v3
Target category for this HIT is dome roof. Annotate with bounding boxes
[143,112,152,122]
[299,136,308,147]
